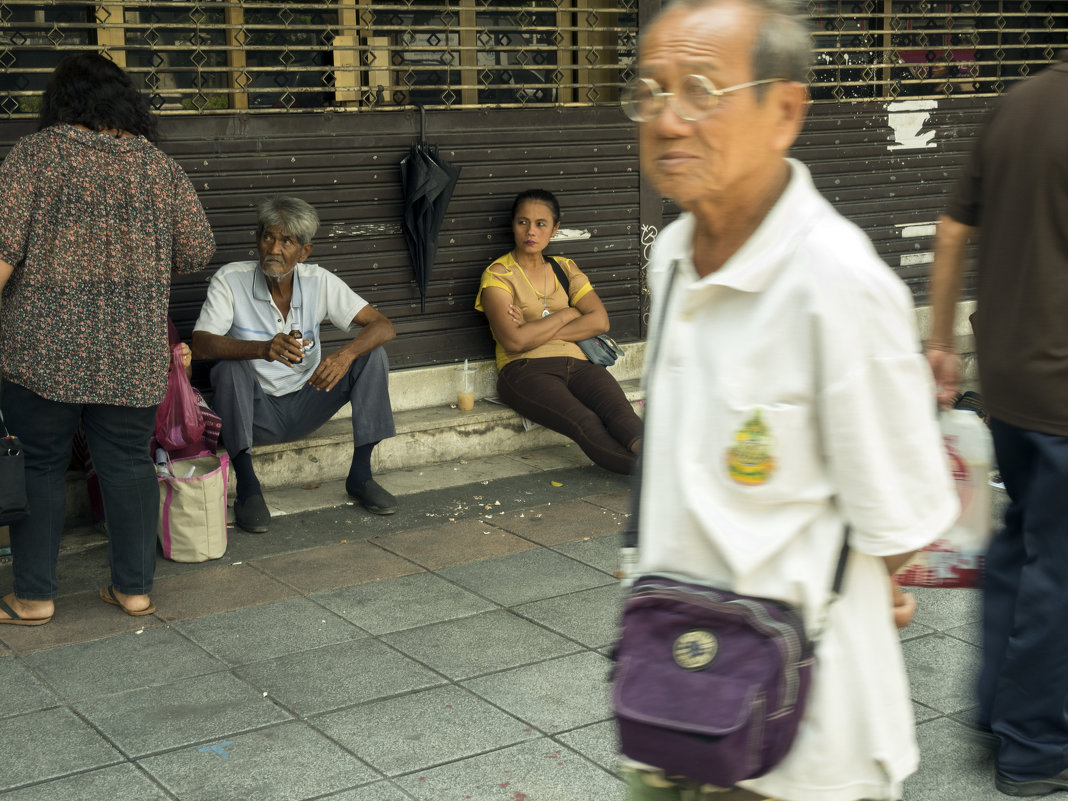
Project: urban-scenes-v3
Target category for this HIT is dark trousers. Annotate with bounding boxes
[497,356,641,474]
[980,417,1068,781]
[209,347,396,457]
[1,380,159,600]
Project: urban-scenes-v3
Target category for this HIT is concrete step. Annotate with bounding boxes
[62,342,646,525]
[248,377,642,490]
[225,340,644,491]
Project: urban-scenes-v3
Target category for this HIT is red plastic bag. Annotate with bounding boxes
[155,344,206,452]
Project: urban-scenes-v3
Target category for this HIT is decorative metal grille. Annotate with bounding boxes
[0,1,638,116]
[809,1,1067,101]
[0,1,1064,118]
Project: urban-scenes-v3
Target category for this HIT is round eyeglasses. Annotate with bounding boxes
[621,74,786,122]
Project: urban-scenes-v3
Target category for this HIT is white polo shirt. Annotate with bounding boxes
[194,261,366,397]
[637,159,958,801]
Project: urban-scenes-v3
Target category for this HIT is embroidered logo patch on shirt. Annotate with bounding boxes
[726,410,776,486]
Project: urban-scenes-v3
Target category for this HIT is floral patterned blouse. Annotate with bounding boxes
[0,124,215,406]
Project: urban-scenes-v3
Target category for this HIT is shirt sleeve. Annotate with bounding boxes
[474,263,514,312]
[169,160,216,275]
[560,257,594,305]
[0,138,35,269]
[193,269,236,335]
[815,253,959,556]
[319,268,366,331]
[944,104,998,227]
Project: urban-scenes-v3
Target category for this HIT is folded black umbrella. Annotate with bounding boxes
[400,109,461,312]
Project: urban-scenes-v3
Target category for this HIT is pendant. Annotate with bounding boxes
[541,308,550,318]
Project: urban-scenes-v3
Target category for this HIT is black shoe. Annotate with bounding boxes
[234,494,270,533]
[995,769,1068,797]
[347,479,398,515]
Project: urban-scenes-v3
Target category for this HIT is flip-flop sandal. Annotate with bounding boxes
[0,594,53,626]
[99,586,156,617]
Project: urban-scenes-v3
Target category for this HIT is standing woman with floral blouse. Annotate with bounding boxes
[0,54,215,625]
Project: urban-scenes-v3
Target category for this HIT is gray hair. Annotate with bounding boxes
[257,197,320,245]
[653,0,812,95]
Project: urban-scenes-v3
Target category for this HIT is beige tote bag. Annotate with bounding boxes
[157,453,230,562]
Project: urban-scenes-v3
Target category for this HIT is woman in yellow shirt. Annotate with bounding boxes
[475,189,641,474]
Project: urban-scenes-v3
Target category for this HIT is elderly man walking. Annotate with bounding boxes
[193,197,398,533]
[618,2,957,800]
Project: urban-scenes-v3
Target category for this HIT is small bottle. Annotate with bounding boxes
[289,328,313,354]
[154,448,172,478]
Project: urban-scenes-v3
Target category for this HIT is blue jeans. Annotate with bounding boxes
[1,380,159,600]
[980,417,1068,781]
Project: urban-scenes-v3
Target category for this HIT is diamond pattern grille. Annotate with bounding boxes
[0,2,1063,117]
[809,1,1066,103]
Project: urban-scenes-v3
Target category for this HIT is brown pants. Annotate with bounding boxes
[497,356,641,474]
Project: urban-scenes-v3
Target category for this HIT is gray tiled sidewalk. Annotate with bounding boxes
[0,450,1011,801]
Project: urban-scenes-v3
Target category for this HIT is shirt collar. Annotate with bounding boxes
[693,158,820,295]
[252,263,305,310]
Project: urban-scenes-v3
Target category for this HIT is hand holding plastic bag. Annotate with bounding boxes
[154,344,206,452]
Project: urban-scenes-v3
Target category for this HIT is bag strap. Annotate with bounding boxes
[0,407,9,439]
[623,258,849,641]
[545,256,571,307]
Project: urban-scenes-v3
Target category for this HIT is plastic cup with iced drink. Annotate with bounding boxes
[456,362,476,411]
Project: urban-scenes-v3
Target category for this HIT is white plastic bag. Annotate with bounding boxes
[897,409,994,588]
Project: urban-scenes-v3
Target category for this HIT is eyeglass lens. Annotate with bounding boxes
[624,75,718,122]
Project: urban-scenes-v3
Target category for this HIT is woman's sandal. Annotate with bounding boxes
[0,593,53,626]
[99,586,156,617]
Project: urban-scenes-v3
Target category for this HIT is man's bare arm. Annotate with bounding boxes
[192,329,305,366]
[928,214,975,349]
[335,304,396,362]
[927,215,976,407]
[307,305,396,392]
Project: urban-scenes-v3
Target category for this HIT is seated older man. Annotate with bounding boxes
[192,197,398,533]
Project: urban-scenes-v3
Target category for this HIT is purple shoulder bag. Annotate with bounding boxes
[612,563,844,787]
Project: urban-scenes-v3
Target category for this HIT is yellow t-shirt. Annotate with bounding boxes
[475,251,595,370]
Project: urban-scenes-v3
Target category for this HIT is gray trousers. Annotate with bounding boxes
[209,347,396,455]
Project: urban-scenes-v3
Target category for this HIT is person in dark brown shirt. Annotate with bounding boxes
[927,50,1068,797]
[0,53,215,626]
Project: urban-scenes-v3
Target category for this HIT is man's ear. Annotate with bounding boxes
[769,81,810,152]
[299,242,314,262]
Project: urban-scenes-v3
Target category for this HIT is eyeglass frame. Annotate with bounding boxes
[621,74,787,122]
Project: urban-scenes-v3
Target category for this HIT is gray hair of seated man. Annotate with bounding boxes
[257,196,320,246]
[652,0,812,97]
